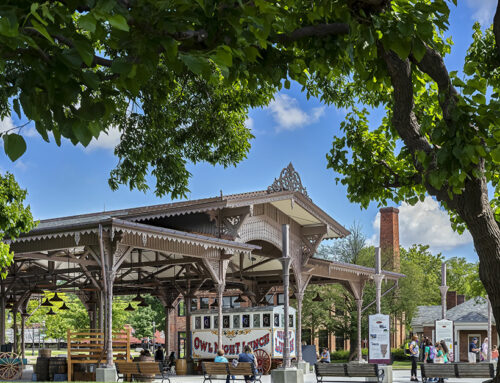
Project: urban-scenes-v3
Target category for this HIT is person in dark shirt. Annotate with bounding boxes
[468,337,480,363]
[238,345,257,382]
[155,346,164,362]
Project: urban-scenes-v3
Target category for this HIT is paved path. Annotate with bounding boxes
[19,366,491,382]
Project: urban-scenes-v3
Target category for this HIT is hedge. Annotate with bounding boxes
[329,348,407,362]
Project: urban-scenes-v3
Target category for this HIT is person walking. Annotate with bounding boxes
[409,335,420,382]
[469,337,480,363]
[155,346,164,362]
[481,337,489,361]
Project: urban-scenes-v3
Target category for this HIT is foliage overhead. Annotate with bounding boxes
[0,172,35,276]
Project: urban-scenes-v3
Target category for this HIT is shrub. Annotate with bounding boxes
[391,348,407,361]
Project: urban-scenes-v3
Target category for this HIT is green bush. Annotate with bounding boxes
[330,350,350,360]
[392,348,407,361]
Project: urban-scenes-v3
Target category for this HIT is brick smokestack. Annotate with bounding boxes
[457,294,466,305]
[447,291,457,310]
[379,207,400,272]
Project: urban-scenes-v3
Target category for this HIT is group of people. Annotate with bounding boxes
[214,345,258,383]
[468,337,499,363]
[408,335,450,382]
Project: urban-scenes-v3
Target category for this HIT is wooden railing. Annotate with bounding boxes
[67,328,131,381]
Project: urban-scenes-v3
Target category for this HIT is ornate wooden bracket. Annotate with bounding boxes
[300,225,327,265]
[267,163,311,201]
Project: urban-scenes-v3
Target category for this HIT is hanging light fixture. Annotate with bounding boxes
[5,302,13,309]
[124,303,135,312]
[59,302,70,311]
[212,298,219,308]
[312,292,324,302]
[47,308,56,316]
[50,293,63,302]
[132,293,143,302]
[235,294,246,303]
[41,298,53,307]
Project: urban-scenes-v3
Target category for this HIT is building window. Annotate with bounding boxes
[242,315,250,328]
[233,315,240,329]
[319,330,329,349]
[222,296,241,308]
[277,294,284,305]
[253,314,261,328]
[178,332,186,358]
[289,314,294,328]
[190,298,198,311]
[274,313,280,327]
[335,335,345,351]
[263,313,271,327]
[265,294,274,305]
[200,297,209,310]
[223,315,230,329]
[195,317,201,329]
[203,316,211,329]
[178,300,185,317]
[302,329,312,345]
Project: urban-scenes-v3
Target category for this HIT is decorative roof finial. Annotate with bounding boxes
[267,163,311,200]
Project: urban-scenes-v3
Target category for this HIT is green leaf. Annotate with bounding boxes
[30,3,48,27]
[212,46,233,68]
[0,12,19,37]
[30,19,54,44]
[78,14,97,33]
[492,147,500,164]
[13,99,21,119]
[3,134,27,162]
[412,39,426,62]
[160,37,178,59]
[111,58,132,75]
[472,93,486,105]
[73,39,94,67]
[108,15,129,32]
[179,54,210,76]
[389,38,411,60]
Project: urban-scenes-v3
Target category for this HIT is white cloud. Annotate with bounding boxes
[245,117,254,130]
[466,0,496,26]
[0,117,15,134]
[267,94,325,132]
[86,126,121,151]
[370,197,473,253]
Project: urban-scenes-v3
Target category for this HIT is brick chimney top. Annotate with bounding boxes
[379,207,400,272]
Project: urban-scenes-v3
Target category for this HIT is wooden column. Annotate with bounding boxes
[99,291,104,333]
[12,308,17,353]
[356,299,363,362]
[185,291,192,361]
[105,276,113,366]
[281,224,291,368]
[164,306,171,352]
[21,313,27,360]
[0,293,5,345]
[216,283,224,351]
[295,291,304,361]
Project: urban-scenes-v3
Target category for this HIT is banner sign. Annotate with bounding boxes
[368,314,391,364]
[435,319,454,362]
[273,329,296,357]
[192,329,272,359]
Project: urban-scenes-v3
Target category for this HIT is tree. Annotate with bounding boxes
[0,172,35,274]
[316,222,366,264]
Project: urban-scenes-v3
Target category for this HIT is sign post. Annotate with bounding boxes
[435,319,454,362]
[368,313,391,364]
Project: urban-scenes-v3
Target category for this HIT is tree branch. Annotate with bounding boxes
[411,45,458,124]
[275,23,350,44]
[495,0,500,58]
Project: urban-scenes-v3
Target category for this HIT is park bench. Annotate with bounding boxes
[202,361,262,383]
[420,362,495,382]
[116,361,170,383]
[315,363,384,383]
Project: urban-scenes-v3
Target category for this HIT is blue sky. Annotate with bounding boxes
[1,0,496,262]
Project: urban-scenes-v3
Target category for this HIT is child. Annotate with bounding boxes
[492,345,499,362]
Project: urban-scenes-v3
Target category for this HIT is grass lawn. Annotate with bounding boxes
[328,359,411,370]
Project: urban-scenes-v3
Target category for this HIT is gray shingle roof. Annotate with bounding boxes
[411,297,494,327]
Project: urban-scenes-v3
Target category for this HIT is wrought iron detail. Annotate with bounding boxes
[267,163,311,200]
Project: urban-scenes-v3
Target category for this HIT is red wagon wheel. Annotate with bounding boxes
[0,352,23,381]
[254,349,271,375]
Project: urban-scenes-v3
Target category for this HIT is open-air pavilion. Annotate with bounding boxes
[1,164,404,378]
